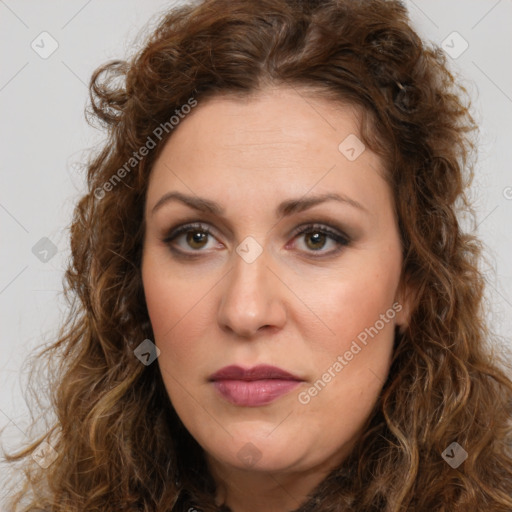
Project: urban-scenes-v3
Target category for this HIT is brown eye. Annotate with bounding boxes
[291,223,350,258]
[163,223,219,253]
[185,230,209,249]
[163,221,350,259]
[304,231,328,251]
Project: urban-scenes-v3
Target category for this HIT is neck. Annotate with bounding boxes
[207,457,340,512]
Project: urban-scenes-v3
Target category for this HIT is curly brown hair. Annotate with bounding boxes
[2,0,512,510]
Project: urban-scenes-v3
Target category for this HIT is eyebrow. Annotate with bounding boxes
[150,191,369,218]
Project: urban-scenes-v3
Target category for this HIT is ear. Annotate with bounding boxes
[393,275,417,333]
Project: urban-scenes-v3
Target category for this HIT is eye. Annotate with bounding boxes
[288,223,350,257]
[163,222,220,254]
[162,221,350,258]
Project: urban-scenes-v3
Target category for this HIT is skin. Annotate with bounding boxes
[141,85,411,512]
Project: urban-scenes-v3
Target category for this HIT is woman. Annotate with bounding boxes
[2,0,512,510]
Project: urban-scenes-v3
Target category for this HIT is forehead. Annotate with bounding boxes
[164,86,364,154]
[145,85,391,219]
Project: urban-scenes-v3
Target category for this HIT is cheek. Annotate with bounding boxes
[142,253,203,336]
[141,253,218,383]
[291,251,401,417]
[295,291,396,441]
[298,258,401,353]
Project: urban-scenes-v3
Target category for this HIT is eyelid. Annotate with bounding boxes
[162,221,219,245]
[288,221,350,242]
[162,219,351,257]
[286,222,350,257]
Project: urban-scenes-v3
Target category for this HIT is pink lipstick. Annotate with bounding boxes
[209,364,303,407]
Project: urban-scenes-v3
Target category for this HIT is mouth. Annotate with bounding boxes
[209,364,303,407]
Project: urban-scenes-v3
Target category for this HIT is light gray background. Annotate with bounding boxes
[1,0,511,504]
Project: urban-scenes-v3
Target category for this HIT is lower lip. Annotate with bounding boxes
[212,379,301,406]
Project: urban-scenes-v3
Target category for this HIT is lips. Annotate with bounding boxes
[209,365,303,407]
[209,364,302,381]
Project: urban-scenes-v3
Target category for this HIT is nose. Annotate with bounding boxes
[217,245,287,338]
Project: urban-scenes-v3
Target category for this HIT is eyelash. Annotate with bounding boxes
[162,221,351,259]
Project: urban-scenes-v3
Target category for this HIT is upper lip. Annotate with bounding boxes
[209,364,302,382]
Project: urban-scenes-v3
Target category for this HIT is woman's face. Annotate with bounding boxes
[141,86,410,481]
